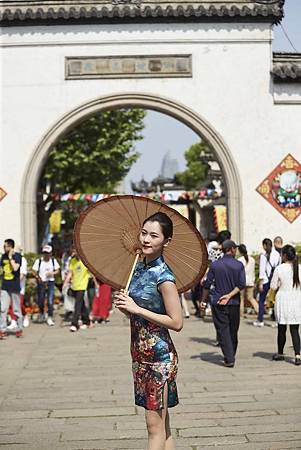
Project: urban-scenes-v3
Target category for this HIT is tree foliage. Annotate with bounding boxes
[175,142,210,190]
[37,108,146,247]
[41,108,146,193]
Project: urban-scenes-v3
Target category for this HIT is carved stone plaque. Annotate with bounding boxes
[65,55,192,79]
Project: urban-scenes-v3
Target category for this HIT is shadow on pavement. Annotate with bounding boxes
[190,336,219,347]
[253,351,274,360]
[190,351,224,366]
[253,351,296,365]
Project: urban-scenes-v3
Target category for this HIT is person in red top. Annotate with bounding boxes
[92,281,112,323]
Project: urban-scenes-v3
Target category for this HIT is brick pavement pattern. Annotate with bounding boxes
[0,309,301,450]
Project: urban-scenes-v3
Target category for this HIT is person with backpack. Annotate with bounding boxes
[32,245,60,326]
[253,238,281,327]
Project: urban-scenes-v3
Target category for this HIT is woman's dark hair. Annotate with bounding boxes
[238,244,249,264]
[262,238,273,257]
[143,212,173,239]
[208,231,218,242]
[282,244,300,288]
[217,230,231,244]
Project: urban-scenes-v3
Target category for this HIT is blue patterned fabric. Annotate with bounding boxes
[128,255,179,410]
[130,256,176,314]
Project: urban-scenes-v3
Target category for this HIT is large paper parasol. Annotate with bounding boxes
[74,195,208,293]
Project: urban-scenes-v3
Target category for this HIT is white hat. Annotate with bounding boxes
[42,244,53,253]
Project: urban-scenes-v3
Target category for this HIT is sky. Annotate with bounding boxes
[123,0,301,191]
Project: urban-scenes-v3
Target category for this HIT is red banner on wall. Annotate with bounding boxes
[256,154,301,223]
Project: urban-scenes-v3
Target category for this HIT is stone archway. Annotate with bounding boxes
[21,92,242,251]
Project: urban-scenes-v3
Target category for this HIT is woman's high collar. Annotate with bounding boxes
[143,255,164,268]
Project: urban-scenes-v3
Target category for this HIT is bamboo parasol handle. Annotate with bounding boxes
[124,250,141,292]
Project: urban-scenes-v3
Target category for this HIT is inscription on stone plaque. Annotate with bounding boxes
[65,55,192,79]
[111,0,142,7]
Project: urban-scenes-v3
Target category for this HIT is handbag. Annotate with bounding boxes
[266,288,276,307]
[67,287,75,297]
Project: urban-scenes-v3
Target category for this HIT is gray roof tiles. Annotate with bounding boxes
[272,53,301,83]
[0,0,285,25]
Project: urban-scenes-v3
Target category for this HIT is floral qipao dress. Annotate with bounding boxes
[129,255,179,410]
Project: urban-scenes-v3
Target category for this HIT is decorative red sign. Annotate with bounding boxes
[0,187,7,203]
[256,154,301,223]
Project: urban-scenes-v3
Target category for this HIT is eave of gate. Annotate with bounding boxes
[0,0,284,26]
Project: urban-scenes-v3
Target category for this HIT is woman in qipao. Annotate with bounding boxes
[114,212,183,450]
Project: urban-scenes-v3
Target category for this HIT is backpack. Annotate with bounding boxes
[38,257,56,275]
[265,255,277,284]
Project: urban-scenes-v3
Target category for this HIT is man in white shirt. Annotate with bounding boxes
[32,245,60,326]
[253,238,281,327]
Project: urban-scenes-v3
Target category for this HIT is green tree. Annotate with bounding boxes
[38,108,146,247]
[175,142,210,190]
[41,108,146,192]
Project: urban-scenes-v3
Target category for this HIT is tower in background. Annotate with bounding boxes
[160,151,179,180]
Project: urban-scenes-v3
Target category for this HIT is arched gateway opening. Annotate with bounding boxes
[21,93,242,252]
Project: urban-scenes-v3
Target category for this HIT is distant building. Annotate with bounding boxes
[131,177,153,194]
[131,146,227,235]
[160,151,179,180]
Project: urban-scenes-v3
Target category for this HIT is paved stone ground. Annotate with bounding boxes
[0,306,301,450]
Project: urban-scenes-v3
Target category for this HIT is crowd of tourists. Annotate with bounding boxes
[0,226,300,450]
[0,233,300,368]
[198,232,301,367]
[0,239,112,338]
